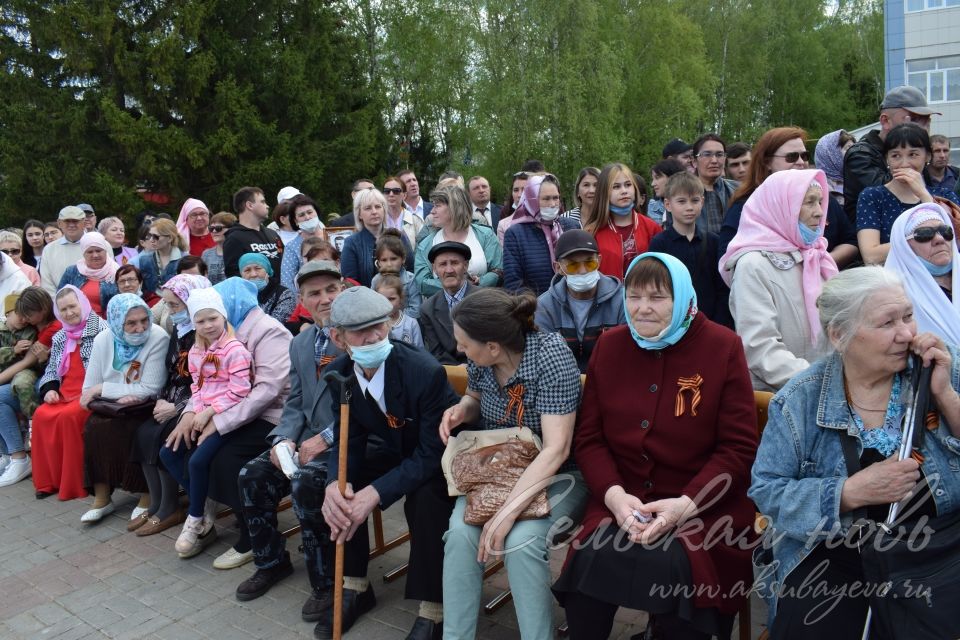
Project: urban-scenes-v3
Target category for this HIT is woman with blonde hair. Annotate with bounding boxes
[138,218,187,299]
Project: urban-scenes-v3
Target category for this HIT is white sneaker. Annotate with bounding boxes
[175,515,217,558]
[0,457,31,487]
[212,547,254,570]
[0,455,10,475]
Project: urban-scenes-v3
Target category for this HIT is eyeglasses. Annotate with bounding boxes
[907,225,955,243]
[0,248,21,256]
[116,277,140,286]
[209,225,225,232]
[696,151,726,159]
[771,151,810,163]
[558,257,599,275]
[188,211,209,219]
[382,188,403,195]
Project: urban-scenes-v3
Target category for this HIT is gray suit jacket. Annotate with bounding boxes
[267,324,345,447]
[418,282,474,366]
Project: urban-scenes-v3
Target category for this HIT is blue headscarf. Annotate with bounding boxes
[622,252,698,351]
[106,293,152,370]
[238,252,274,277]
[213,277,259,327]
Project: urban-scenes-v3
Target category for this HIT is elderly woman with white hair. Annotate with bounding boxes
[340,188,412,287]
[885,202,960,344]
[750,266,960,639]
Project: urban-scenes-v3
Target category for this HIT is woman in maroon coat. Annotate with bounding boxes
[553,252,758,640]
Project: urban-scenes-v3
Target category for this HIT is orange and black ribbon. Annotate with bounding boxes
[675,374,703,417]
[385,413,403,429]
[196,353,221,390]
[176,351,190,378]
[498,384,526,426]
[125,361,142,384]
[316,355,337,379]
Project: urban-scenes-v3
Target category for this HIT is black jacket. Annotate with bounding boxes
[222,224,283,280]
[843,129,888,222]
[324,341,458,508]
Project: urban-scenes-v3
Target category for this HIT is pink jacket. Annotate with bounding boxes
[211,308,292,434]
[189,332,253,416]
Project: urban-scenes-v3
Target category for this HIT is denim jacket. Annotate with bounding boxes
[749,349,960,620]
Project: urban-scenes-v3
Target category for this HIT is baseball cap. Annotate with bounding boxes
[277,186,301,204]
[880,85,942,116]
[662,138,692,158]
[58,206,85,221]
[554,230,599,260]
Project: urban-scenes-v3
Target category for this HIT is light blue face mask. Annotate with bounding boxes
[349,336,394,369]
[797,223,822,246]
[920,256,953,276]
[124,330,149,346]
[610,204,634,216]
[252,278,269,292]
[170,310,190,326]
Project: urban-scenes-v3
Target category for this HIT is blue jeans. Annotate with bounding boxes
[0,383,24,455]
[159,430,228,518]
[442,470,589,640]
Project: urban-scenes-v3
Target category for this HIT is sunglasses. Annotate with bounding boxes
[382,188,403,195]
[146,233,166,241]
[209,225,225,232]
[0,248,21,256]
[771,151,810,163]
[908,224,955,243]
[558,257,599,275]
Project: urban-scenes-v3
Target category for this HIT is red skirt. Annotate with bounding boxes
[31,350,90,500]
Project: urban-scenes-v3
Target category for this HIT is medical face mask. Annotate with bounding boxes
[539,206,560,222]
[124,330,149,346]
[299,217,321,232]
[170,310,190,326]
[349,336,394,369]
[610,204,633,216]
[566,269,600,292]
[797,223,822,246]
[252,278,269,292]
[920,256,953,276]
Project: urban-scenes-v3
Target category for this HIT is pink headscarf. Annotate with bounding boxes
[76,232,119,282]
[511,174,564,263]
[176,198,209,246]
[53,284,93,378]
[718,168,838,344]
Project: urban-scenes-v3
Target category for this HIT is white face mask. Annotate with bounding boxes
[539,206,560,222]
[299,217,321,232]
[566,269,600,293]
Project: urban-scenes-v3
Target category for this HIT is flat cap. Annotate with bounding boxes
[428,241,471,263]
[58,206,85,221]
[662,138,692,158]
[296,259,341,286]
[330,286,393,330]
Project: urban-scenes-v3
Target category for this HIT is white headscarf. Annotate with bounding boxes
[885,202,960,345]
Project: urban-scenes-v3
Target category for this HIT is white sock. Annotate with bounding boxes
[418,601,443,623]
[343,576,370,592]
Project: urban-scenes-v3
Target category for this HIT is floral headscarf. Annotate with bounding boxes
[160,274,212,337]
[106,293,151,371]
[511,174,564,263]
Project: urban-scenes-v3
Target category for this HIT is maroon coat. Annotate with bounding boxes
[572,314,757,615]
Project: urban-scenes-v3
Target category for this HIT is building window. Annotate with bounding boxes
[907,57,960,102]
[906,0,960,11]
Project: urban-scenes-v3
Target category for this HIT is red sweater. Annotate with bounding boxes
[594,215,662,279]
[572,314,758,614]
[189,233,216,257]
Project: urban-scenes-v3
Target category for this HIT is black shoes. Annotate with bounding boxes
[313,585,376,639]
[234,551,294,601]
[405,616,442,640]
[301,587,333,622]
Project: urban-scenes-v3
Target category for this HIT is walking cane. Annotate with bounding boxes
[860,358,932,640]
[323,369,355,640]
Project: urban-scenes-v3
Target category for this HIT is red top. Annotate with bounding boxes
[80,279,103,317]
[189,233,216,257]
[37,320,63,348]
[572,314,758,614]
[594,215,662,279]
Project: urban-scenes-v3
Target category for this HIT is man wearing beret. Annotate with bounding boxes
[319,286,457,640]
[233,261,347,622]
[418,241,473,366]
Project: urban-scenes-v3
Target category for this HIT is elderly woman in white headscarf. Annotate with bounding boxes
[884,202,960,344]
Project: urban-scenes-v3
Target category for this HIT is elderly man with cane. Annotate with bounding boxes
[233,261,347,622]
[319,286,457,640]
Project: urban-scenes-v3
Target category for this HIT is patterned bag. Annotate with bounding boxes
[449,429,549,526]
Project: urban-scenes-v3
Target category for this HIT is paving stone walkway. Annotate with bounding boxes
[0,479,767,639]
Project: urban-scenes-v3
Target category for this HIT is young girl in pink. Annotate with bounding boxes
[159,287,253,558]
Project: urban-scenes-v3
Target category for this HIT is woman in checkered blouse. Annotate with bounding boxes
[439,287,588,640]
